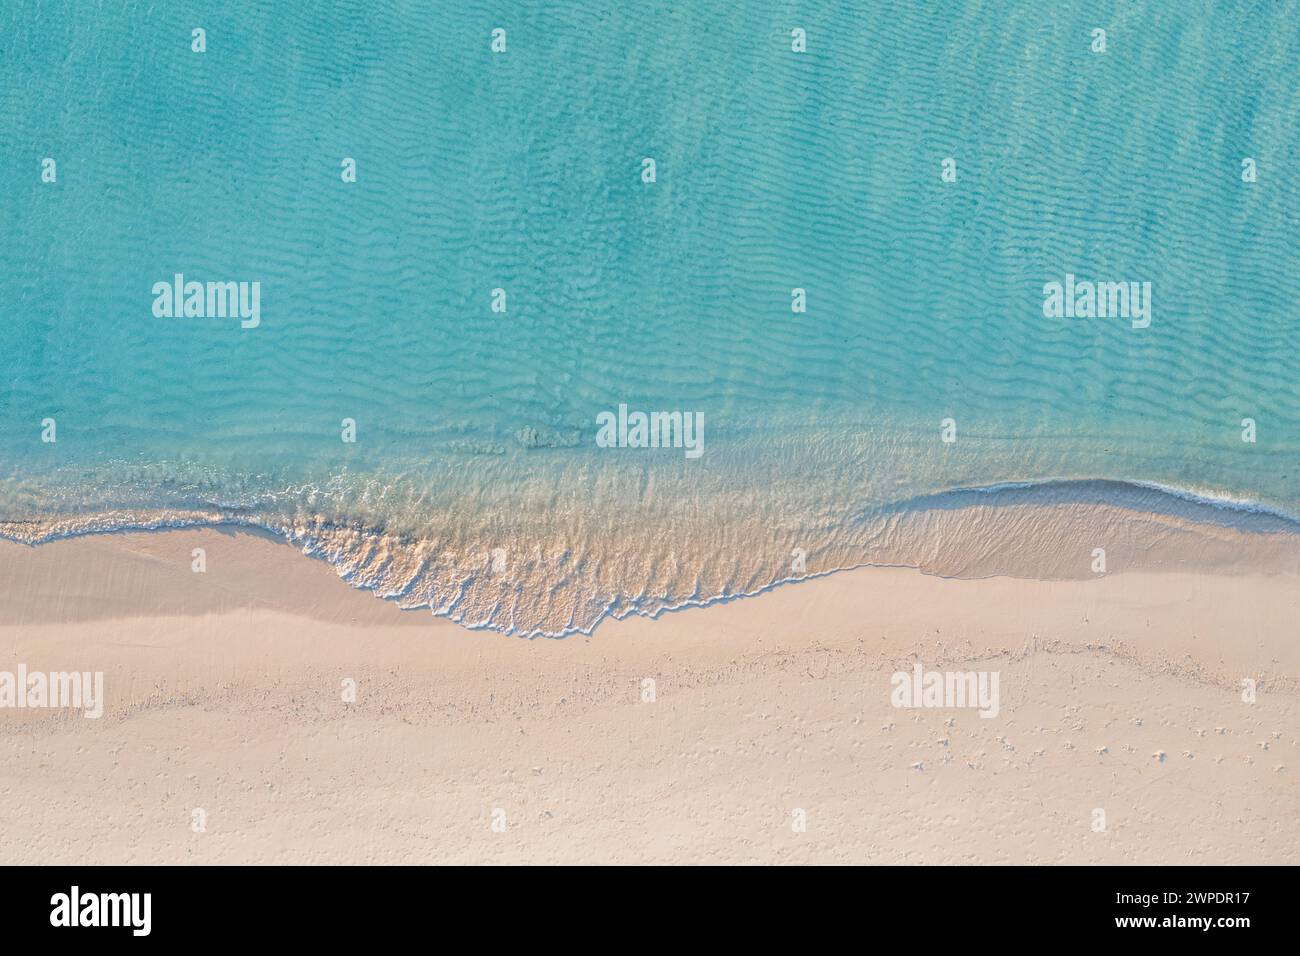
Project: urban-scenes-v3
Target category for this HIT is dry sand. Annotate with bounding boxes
[0,527,1296,864]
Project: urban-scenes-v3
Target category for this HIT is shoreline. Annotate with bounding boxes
[4,471,1300,638]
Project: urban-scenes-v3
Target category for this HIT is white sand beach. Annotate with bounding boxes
[0,527,1296,864]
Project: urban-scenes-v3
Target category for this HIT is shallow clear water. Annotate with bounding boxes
[2,1,1298,633]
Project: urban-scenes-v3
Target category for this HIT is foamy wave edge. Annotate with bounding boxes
[3,476,1298,638]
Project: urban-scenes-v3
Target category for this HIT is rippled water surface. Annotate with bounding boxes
[2,1,1297,633]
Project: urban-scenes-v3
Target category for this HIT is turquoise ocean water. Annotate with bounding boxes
[2,1,1298,634]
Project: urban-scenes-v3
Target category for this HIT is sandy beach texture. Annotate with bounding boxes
[1,526,1296,865]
